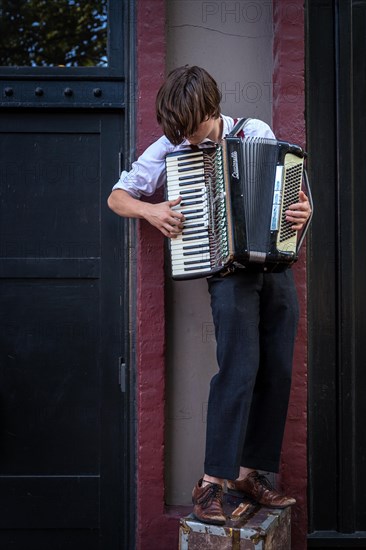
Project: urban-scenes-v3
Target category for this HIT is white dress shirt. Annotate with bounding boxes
[112,115,275,198]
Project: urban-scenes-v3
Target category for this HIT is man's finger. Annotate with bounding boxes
[169,196,182,207]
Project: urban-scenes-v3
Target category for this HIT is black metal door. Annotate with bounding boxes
[307,1,366,547]
[0,2,134,549]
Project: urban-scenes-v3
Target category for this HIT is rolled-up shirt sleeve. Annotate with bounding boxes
[112,136,171,199]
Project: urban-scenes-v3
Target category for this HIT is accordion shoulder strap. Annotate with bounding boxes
[229,117,251,138]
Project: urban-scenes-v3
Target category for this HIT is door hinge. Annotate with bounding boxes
[119,358,126,393]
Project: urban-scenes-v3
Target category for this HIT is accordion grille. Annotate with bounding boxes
[278,160,304,243]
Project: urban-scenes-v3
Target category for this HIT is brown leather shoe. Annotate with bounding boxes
[192,479,226,525]
[227,471,296,509]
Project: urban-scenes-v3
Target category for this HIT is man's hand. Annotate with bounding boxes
[144,196,185,238]
[107,190,185,238]
[285,190,312,231]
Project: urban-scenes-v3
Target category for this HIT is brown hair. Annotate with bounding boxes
[156,66,222,145]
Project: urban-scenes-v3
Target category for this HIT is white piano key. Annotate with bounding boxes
[182,225,208,234]
[172,266,211,276]
[170,241,209,253]
[174,236,209,246]
[171,254,211,265]
[172,266,211,277]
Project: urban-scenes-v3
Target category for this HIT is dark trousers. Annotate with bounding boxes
[204,269,299,480]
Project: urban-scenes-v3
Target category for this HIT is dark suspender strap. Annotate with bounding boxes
[229,117,249,138]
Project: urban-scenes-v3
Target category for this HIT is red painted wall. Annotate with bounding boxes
[273,2,308,549]
[135,1,177,549]
[134,1,308,548]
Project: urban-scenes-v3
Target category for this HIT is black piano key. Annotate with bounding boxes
[183,248,210,256]
[178,189,204,196]
[173,152,202,160]
[180,200,204,207]
[182,243,209,251]
[178,174,205,181]
[181,208,204,215]
[176,163,204,172]
[182,234,209,241]
[183,259,211,266]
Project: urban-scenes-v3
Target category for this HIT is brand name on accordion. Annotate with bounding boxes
[230,151,240,179]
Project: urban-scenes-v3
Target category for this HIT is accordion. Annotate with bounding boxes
[165,120,313,280]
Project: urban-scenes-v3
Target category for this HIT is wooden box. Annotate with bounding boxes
[179,499,291,550]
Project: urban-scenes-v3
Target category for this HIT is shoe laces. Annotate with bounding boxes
[252,472,274,493]
[199,482,223,508]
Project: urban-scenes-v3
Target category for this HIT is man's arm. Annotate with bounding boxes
[107,189,185,238]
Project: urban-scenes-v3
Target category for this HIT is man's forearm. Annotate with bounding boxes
[107,189,184,238]
[107,189,148,220]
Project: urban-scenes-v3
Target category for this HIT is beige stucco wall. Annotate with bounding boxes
[165,0,274,505]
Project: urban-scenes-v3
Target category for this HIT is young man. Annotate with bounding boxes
[108,66,311,525]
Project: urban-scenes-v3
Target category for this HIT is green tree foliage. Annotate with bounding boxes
[0,0,108,67]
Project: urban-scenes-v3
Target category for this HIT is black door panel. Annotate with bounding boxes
[0,112,127,548]
[307,0,366,546]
